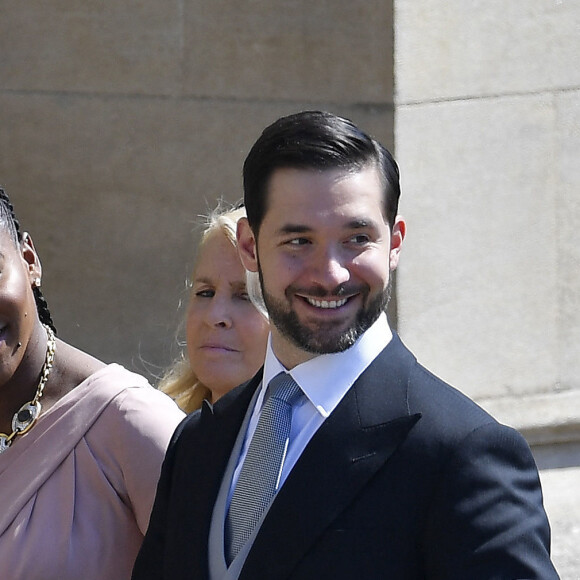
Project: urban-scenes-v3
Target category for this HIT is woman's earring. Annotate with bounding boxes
[33,277,41,288]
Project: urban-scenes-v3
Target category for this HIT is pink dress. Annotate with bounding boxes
[0,364,185,580]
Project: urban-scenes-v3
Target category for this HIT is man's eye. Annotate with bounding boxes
[288,238,309,246]
[349,234,370,244]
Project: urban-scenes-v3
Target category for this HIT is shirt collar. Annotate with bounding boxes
[262,312,392,418]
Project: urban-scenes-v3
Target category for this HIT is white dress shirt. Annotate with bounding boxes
[227,312,392,503]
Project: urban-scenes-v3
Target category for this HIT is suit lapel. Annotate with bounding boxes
[240,337,421,579]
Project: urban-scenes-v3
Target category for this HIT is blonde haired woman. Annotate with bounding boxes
[160,204,269,413]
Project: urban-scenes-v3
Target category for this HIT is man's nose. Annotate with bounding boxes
[309,247,351,290]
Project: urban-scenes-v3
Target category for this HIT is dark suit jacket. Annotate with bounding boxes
[132,334,558,579]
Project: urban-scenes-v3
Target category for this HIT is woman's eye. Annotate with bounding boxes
[195,289,215,298]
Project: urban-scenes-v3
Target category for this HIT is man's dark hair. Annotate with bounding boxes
[243,110,401,233]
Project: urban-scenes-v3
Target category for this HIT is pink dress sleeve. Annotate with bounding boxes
[85,381,186,533]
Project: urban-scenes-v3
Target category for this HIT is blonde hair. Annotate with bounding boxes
[159,203,266,413]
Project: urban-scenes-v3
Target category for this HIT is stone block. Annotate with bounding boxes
[395,0,580,103]
[396,94,559,400]
[0,1,183,95]
[183,0,393,103]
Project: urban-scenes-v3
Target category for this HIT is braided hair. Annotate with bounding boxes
[0,187,57,334]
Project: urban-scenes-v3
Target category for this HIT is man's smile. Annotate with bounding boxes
[303,297,349,309]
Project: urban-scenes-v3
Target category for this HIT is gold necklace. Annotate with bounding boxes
[0,325,57,454]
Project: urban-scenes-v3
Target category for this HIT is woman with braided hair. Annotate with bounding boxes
[0,187,185,579]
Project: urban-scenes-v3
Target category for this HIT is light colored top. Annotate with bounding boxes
[228,313,391,502]
[0,363,185,580]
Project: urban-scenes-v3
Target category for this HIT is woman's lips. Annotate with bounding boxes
[199,343,238,352]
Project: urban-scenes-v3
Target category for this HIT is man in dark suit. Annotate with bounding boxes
[132,111,559,579]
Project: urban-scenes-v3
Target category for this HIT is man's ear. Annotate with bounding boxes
[20,232,42,284]
[236,217,259,273]
[389,216,406,271]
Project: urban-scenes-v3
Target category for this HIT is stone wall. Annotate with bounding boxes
[394,2,580,577]
[0,1,395,377]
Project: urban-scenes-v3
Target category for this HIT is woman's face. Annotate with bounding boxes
[0,229,41,389]
[186,230,269,402]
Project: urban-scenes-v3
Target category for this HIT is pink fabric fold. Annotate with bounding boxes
[0,364,185,580]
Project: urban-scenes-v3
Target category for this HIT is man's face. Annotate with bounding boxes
[237,165,404,369]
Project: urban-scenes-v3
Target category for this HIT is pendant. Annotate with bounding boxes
[11,401,41,435]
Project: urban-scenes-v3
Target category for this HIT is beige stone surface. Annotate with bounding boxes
[481,390,580,450]
[0,92,392,377]
[395,0,580,103]
[0,1,183,95]
[556,91,580,390]
[395,3,579,575]
[0,0,396,381]
[0,0,394,103]
[183,0,393,102]
[539,466,580,580]
[396,94,560,400]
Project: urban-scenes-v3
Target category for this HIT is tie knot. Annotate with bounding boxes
[268,373,302,406]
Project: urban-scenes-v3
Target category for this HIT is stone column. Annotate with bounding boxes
[394,2,580,576]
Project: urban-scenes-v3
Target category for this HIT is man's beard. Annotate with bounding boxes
[260,271,391,355]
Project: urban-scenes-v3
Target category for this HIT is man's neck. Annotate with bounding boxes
[270,333,318,370]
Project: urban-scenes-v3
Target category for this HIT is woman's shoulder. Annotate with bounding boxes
[82,364,185,478]
[89,364,185,427]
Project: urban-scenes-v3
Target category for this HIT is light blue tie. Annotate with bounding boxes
[226,372,302,564]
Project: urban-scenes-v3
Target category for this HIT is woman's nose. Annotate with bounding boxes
[205,298,233,328]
